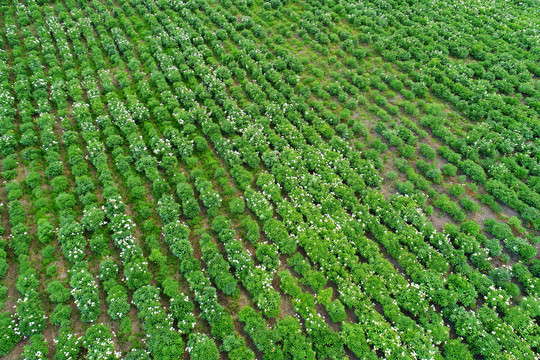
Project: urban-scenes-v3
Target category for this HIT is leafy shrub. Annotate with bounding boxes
[55,193,76,211]
[449,185,465,197]
[133,286,185,359]
[230,165,254,190]
[0,249,6,280]
[484,219,513,240]
[438,146,461,163]
[417,160,442,184]
[444,339,473,360]
[193,136,208,152]
[386,170,398,181]
[229,197,245,215]
[47,281,71,304]
[275,316,316,359]
[241,217,259,244]
[489,267,511,286]
[508,216,526,234]
[419,144,437,160]
[399,144,416,158]
[326,299,346,323]
[505,237,537,260]
[484,238,502,257]
[342,322,372,358]
[434,195,466,222]
[201,235,237,296]
[460,197,480,213]
[301,270,327,293]
[264,218,296,255]
[50,304,72,328]
[89,233,109,256]
[459,160,487,183]
[256,244,279,273]
[442,163,458,177]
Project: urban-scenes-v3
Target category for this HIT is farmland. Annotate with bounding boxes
[0,0,539,358]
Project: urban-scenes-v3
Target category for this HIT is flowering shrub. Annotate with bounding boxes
[124,256,151,290]
[82,206,106,232]
[238,306,281,354]
[157,195,181,224]
[53,328,80,359]
[0,313,20,356]
[186,333,219,360]
[57,221,86,263]
[21,334,48,360]
[99,259,119,282]
[10,223,31,256]
[70,266,101,323]
[82,324,120,360]
[168,290,196,334]
[245,188,273,221]
[133,286,184,359]
[0,0,536,357]
[106,283,130,320]
[16,272,46,337]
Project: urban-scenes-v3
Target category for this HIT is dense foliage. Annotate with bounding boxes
[0,0,537,358]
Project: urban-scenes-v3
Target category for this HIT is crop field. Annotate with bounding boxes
[0,0,539,358]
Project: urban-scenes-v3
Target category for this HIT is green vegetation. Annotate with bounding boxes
[0,0,538,358]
